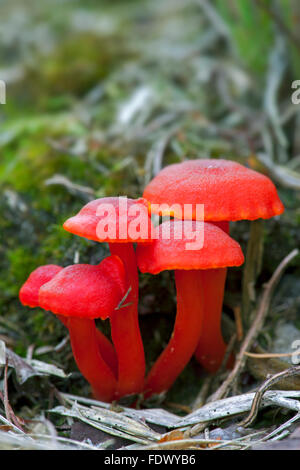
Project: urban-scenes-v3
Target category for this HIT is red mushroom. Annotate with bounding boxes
[137,220,244,397]
[20,256,126,402]
[143,159,284,223]
[19,265,63,307]
[19,263,118,375]
[63,197,154,398]
[143,159,284,372]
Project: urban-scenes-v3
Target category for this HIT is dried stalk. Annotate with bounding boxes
[240,366,300,427]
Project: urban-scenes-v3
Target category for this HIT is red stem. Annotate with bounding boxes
[109,243,145,398]
[58,315,118,377]
[144,270,204,398]
[67,317,117,402]
[194,220,232,373]
[194,268,229,373]
[94,328,118,377]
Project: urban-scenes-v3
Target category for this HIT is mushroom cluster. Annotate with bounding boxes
[19,159,284,402]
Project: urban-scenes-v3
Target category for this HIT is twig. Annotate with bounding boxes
[209,249,299,403]
[240,366,300,428]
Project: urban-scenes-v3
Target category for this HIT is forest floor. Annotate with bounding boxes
[0,0,300,450]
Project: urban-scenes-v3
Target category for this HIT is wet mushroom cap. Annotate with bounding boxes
[143,159,284,221]
[63,197,153,243]
[39,256,126,319]
[19,265,63,308]
[137,220,244,275]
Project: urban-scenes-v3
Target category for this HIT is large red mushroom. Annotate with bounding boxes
[137,220,244,397]
[143,159,284,372]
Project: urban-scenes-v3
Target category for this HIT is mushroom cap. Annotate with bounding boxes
[63,197,153,243]
[39,255,126,320]
[137,220,244,274]
[143,159,284,221]
[19,265,63,308]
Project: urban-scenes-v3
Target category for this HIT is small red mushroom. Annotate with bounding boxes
[19,264,63,308]
[143,159,284,372]
[19,263,118,376]
[137,220,244,397]
[63,197,154,398]
[20,256,126,402]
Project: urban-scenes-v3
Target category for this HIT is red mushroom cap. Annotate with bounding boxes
[63,197,153,243]
[39,255,126,320]
[19,265,63,308]
[137,220,244,274]
[143,159,284,221]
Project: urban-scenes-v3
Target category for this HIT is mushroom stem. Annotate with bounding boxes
[67,317,117,402]
[194,268,229,373]
[109,243,145,398]
[93,328,118,377]
[193,220,231,373]
[144,269,204,398]
[58,315,118,377]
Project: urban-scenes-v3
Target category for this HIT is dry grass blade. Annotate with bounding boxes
[244,350,300,359]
